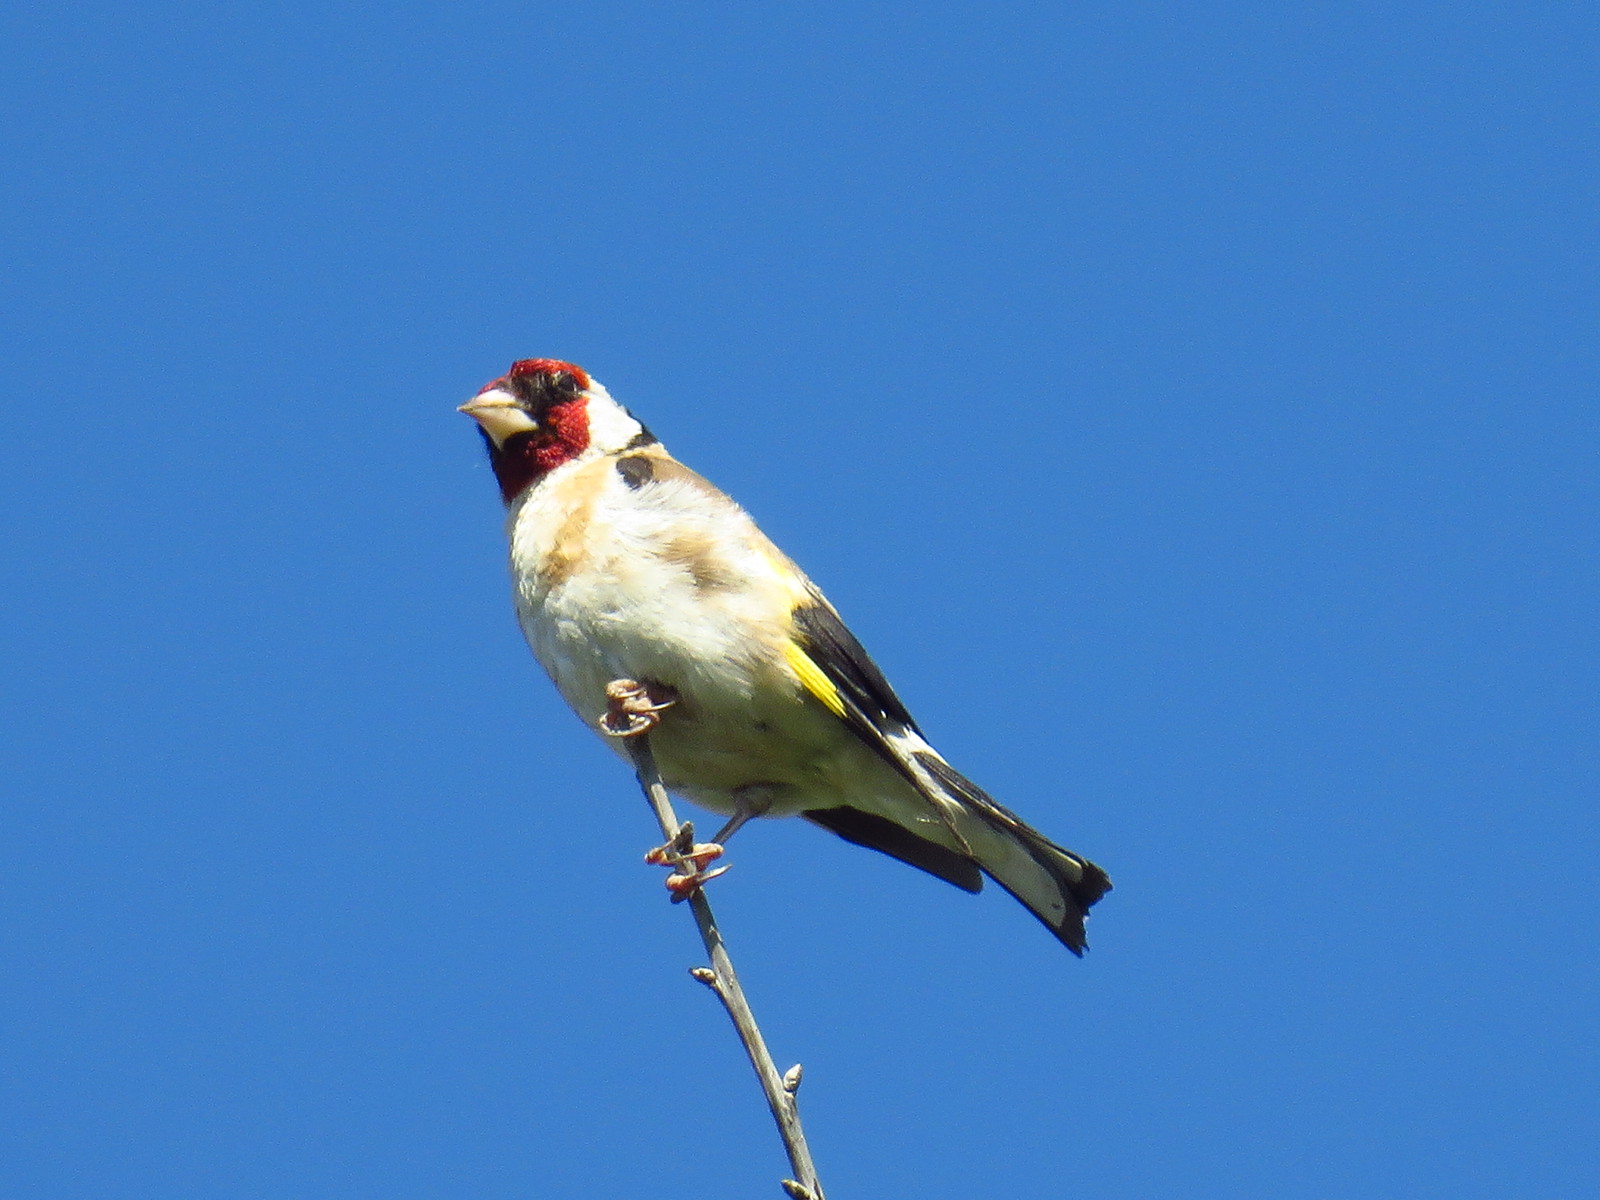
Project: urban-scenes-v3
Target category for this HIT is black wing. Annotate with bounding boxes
[789,589,977,855]
[803,805,983,892]
[790,591,919,731]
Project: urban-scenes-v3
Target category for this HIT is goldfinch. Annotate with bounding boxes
[460,359,1111,953]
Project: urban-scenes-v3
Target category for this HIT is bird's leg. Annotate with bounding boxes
[599,678,679,737]
[642,787,776,902]
[708,786,776,847]
[652,786,776,900]
[600,678,727,898]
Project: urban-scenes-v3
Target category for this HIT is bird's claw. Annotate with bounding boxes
[644,822,729,900]
[599,678,679,737]
[644,841,725,870]
[665,863,731,902]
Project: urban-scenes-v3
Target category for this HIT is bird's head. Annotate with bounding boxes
[458,359,655,503]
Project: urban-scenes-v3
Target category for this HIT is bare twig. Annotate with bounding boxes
[623,724,827,1200]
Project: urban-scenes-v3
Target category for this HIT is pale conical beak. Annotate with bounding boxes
[458,388,538,447]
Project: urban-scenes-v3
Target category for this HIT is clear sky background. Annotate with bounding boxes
[4,4,1596,1197]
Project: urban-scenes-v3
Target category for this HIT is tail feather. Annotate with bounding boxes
[915,752,1112,955]
[803,804,984,893]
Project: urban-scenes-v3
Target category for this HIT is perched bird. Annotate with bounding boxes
[460,358,1111,952]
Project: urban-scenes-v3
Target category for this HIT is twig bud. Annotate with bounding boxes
[689,966,718,987]
[782,1064,803,1093]
[781,1181,817,1200]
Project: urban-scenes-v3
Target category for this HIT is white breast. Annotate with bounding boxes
[506,454,796,728]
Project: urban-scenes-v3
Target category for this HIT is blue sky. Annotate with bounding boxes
[4,3,1596,1197]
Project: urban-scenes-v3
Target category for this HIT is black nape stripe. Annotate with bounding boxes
[623,426,659,450]
[614,455,655,490]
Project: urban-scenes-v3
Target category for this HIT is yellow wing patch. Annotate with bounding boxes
[783,639,848,718]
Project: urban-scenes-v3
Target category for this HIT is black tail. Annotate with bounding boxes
[917,754,1112,955]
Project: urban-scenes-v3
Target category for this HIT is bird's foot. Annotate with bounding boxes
[643,823,730,902]
[664,863,731,902]
[644,841,725,870]
[599,678,679,737]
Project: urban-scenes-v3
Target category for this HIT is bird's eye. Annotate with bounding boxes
[549,370,579,394]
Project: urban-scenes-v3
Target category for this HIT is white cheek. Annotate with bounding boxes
[582,383,646,452]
